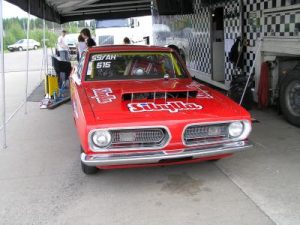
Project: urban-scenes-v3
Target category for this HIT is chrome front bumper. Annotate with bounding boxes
[81,141,252,167]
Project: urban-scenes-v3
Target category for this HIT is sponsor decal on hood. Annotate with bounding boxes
[91,88,116,104]
[187,81,213,99]
[128,101,203,113]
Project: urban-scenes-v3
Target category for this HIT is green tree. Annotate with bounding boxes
[4,21,26,48]
[68,24,79,33]
[29,29,58,48]
[9,22,25,40]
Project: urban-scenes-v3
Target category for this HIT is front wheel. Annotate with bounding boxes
[80,146,98,175]
[280,72,300,127]
[33,45,38,50]
[81,161,98,175]
[18,47,23,51]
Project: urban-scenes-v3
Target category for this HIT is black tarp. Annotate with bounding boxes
[201,0,238,6]
[6,0,61,23]
[156,0,194,15]
[5,0,194,23]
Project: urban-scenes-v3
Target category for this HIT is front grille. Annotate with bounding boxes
[98,35,114,45]
[184,123,230,146]
[109,128,169,150]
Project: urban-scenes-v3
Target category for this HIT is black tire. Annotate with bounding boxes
[80,146,98,175]
[18,47,23,51]
[34,45,38,50]
[81,161,98,175]
[229,75,254,110]
[280,71,300,127]
[208,159,221,162]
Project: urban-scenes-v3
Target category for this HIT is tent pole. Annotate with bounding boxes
[40,6,46,82]
[41,17,46,81]
[24,0,30,114]
[0,0,7,149]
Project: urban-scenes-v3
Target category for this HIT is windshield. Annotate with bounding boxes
[85,52,187,81]
[96,19,129,28]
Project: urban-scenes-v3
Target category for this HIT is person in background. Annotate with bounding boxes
[57,30,69,61]
[77,34,87,61]
[123,37,131,44]
[80,28,96,47]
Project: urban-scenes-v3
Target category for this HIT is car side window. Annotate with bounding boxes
[77,52,86,79]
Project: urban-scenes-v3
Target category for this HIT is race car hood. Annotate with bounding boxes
[83,79,250,124]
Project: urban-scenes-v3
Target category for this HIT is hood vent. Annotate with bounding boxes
[122,91,198,101]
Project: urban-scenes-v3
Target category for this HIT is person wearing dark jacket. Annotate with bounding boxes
[80,28,96,47]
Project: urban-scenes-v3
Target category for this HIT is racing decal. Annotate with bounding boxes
[128,101,203,113]
[187,81,205,89]
[96,61,111,69]
[196,89,213,99]
[91,54,117,70]
[187,81,213,99]
[91,54,117,61]
[91,88,116,104]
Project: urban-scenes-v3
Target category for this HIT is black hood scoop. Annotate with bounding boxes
[122,91,198,101]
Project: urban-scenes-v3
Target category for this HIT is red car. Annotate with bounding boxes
[70,45,252,174]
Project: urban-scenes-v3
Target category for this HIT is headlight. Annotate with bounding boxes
[228,121,244,138]
[91,130,111,148]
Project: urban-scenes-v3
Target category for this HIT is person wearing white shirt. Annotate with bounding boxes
[77,34,87,61]
[57,30,69,61]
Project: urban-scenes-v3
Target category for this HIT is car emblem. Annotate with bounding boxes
[91,88,116,104]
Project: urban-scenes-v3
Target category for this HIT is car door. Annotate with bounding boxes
[24,40,29,49]
[29,40,35,49]
[19,40,24,49]
[28,40,33,49]
[22,39,29,50]
[70,52,86,119]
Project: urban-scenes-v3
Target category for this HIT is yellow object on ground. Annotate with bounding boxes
[45,75,59,97]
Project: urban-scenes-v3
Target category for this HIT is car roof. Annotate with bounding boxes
[87,45,174,53]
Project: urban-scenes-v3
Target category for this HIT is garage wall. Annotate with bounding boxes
[153,0,241,82]
[153,0,211,76]
[243,0,300,76]
[224,0,242,80]
[153,0,300,85]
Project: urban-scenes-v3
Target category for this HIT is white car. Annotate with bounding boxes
[7,39,41,52]
[65,34,79,56]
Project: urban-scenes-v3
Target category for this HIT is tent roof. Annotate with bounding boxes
[6,0,153,23]
[6,0,196,24]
